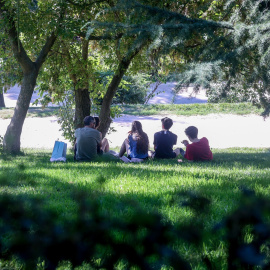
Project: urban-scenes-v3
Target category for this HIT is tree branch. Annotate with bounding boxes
[79,32,123,40]
[0,0,33,73]
[65,0,106,8]
[35,4,67,68]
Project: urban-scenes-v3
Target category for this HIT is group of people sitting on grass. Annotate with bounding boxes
[74,115,213,163]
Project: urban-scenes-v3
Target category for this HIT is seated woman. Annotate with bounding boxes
[118,121,149,162]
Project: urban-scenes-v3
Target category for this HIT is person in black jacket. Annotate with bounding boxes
[153,117,180,159]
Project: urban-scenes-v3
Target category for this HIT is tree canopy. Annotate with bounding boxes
[174,0,270,116]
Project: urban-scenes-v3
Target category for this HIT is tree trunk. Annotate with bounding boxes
[74,39,91,128]
[3,70,38,153]
[0,91,5,107]
[74,87,90,128]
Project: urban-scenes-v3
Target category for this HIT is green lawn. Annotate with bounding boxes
[0,102,264,119]
[1,148,270,269]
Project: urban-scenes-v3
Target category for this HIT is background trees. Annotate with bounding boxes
[174,0,270,116]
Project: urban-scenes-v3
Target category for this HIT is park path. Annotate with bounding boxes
[1,84,270,150]
[1,113,269,150]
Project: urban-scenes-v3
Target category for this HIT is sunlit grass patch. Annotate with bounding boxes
[120,103,263,116]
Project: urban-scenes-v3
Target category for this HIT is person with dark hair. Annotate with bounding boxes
[153,117,180,159]
[115,121,149,162]
[180,126,213,161]
[74,116,102,161]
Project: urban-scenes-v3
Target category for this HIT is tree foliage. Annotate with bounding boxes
[174,0,270,116]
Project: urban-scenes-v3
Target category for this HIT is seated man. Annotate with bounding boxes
[74,116,102,161]
[180,126,213,161]
[153,117,180,159]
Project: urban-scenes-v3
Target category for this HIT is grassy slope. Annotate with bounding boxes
[1,148,270,268]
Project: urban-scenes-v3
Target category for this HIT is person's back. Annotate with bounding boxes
[181,126,213,161]
[117,121,149,162]
[185,137,213,161]
[75,116,101,161]
[128,133,148,159]
[153,117,179,159]
[154,130,177,158]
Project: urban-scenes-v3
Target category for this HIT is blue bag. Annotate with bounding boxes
[50,141,67,162]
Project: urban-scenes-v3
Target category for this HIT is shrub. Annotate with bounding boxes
[96,71,152,105]
[113,74,151,104]
[57,92,75,144]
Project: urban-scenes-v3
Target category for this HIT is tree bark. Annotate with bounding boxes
[3,69,38,153]
[74,87,90,128]
[74,39,90,128]
[0,91,5,107]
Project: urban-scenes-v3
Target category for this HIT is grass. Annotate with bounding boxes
[1,147,270,269]
[119,103,264,116]
[0,103,263,119]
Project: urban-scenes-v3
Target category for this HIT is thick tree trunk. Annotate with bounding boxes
[74,39,90,128]
[74,87,90,128]
[3,70,38,153]
[0,91,5,107]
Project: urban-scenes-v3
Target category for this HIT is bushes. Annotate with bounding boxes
[206,83,256,104]
[112,74,151,104]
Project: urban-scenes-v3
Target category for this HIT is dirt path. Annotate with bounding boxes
[1,114,269,150]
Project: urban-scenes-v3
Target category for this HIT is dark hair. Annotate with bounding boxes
[161,117,173,130]
[94,116,100,129]
[84,116,95,126]
[131,121,149,154]
[185,126,198,139]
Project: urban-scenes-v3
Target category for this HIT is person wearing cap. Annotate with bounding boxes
[74,116,102,161]
[180,126,213,161]
[153,117,180,159]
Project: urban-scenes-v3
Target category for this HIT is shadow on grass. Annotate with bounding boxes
[1,149,270,221]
